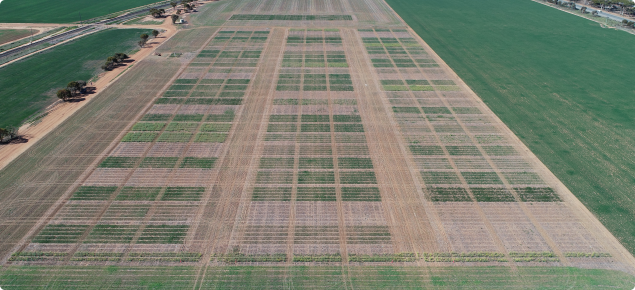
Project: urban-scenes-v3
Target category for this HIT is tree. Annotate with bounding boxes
[139,34,149,47]
[172,14,180,23]
[0,127,9,142]
[57,89,73,101]
[114,52,129,62]
[0,127,18,143]
[152,30,160,38]
[102,60,115,70]
[76,80,87,93]
[67,81,80,95]
[171,1,178,9]
[184,3,191,11]
[149,8,165,18]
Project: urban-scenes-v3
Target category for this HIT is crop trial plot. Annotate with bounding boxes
[2,0,635,287]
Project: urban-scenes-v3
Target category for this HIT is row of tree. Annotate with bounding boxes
[138,30,160,48]
[149,8,166,18]
[57,81,88,101]
[101,52,130,71]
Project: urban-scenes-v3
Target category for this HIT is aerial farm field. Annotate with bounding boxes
[0,28,151,128]
[386,0,635,255]
[0,0,634,288]
[0,0,164,23]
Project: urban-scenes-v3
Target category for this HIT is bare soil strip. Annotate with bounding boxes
[341,28,441,255]
[193,28,286,288]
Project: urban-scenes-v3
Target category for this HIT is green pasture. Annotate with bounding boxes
[1,265,634,289]
[0,28,150,128]
[387,0,635,254]
[0,0,162,23]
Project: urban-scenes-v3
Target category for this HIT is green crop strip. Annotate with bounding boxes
[116,187,161,201]
[426,187,471,202]
[137,225,189,244]
[128,252,202,262]
[141,114,172,121]
[256,171,294,184]
[338,158,373,169]
[346,226,391,244]
[122,132,158,142]
[200,123,232,132]
[298,171,335,184]
[252,187,292,201]
[161,187,205,201]
[296,187,337,201]
[180,157,217,169]
[85,225,139,243]
[259,158,295,169]
[98,157,139,168]
[131,122,166,131]
[71,186,117,200]
[341,187,381,201]
[299,158,334,169]
[339,172,377,184]
[32,225,88,243]
[421,172,461,185]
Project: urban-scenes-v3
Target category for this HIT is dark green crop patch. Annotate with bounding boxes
[252,187,292,201]
[298,171,335,184]
[162,187,205,201]
[341,187,381,201]
[426,187,471,202]
[137,225,189,244]
[340,171,377,184]
[116,187,161,201]
[297,187,337,201]
[299,158,334,169]
[98,157,139,168]
[122,132,158,142]
[71,186,117,200]
[338,158,374,169]
[180,157,217,169]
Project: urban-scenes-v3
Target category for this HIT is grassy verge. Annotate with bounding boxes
[386,0,635,255]
[0,265,633,288]
[0,0,163,23]
[0,28,151,128]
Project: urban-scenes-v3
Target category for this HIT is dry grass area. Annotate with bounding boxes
[0,0,634,287]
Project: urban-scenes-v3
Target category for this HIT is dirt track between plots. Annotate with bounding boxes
[0,0,634,281]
